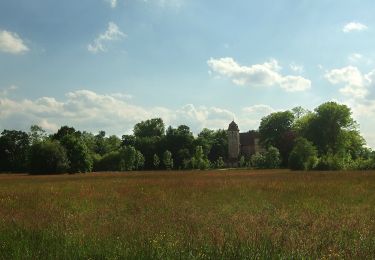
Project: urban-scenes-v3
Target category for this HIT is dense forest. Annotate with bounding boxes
[0,101,374,174]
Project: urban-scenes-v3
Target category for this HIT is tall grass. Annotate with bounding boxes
[0,170,375,259]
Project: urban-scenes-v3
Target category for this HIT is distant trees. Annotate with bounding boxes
[0,101,373,174]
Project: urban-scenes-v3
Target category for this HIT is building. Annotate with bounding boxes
[227,120,263,166]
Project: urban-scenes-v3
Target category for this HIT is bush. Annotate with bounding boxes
[315,152,350,171]
[251,146,281,169]
[264,146,281,169]
[28,140,70,174]
[288,138,318,170]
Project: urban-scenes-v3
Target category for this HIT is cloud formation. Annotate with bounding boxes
[0,29,29,54]
[342,22,368,33]
[0,89,273,135]
[324,66,374,98]
[207,57,311,92]
[88,22,125,53]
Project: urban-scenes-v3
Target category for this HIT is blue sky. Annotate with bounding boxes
[1,0,375,147]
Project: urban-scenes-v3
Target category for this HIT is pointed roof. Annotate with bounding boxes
[228,121,239,131]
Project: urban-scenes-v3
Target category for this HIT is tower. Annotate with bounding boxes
[227,121,240,165]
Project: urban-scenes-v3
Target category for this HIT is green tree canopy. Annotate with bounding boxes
[259,111,295,166]
[133,118,165,138]
[0,130,30,172]
[28,140,70,174]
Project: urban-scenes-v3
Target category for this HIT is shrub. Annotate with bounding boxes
[264,146,281,169]
[251,146,281,169]
[288,138,318,170]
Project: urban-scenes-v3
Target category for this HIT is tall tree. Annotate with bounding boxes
[133,118,165,138]
[259,111,295,166]
[303,102,358,155]
[28,140,70,174]
[164,125,194,168]
[0,130,30,172]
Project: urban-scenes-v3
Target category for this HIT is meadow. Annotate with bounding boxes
[0,170,375,259]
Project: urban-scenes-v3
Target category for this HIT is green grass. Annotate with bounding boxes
[0,170,375,259]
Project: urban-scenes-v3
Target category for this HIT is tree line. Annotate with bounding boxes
[0,101,374,174]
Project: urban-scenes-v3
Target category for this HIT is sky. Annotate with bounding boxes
[1,0,375,147]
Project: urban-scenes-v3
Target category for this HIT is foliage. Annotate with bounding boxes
[288,138,318,170]
[120,146,137,171]
[239,155,246,168]
[153,154,160,169]
[0,130,30,172]
[164,125,194,168]
[29,125,47,145]
[214,156,225,169]
[60,135,93,173]
[163,150,173,170]
[191,146,210,170]
[251,146,281,169]
[28,140,70,174]
[302,102,357,155]
[264,146,282,169]
[133,118,165,138]
[259,111,295,166]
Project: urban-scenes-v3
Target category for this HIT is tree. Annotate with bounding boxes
[60,135,93,173]
[153,154,160,169]
[304,102,356,155]
[251,146,281,169]
[0,130,30,172]
[191,146,210,170]
[164,125,194,168]
[133,118,165,138]
[163,150,173,170]
[53,126,78,141]
[259,111,295,166]
[29,125,47,145]
[135,150,145,170]
[120,146,137,171]
[264,146,281,169]
[28,140,70,174]
[288,138,318,170]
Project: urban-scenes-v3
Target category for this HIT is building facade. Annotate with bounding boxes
[227,120,263,166]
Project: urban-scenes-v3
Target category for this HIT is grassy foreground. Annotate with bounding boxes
[0,170,375,259]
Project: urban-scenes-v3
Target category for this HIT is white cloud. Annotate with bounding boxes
[88,22,126,53]
[290,63,304,73]
[325,66,369,98]
[343,22,368,33]
[106,0,117,8]
[0,89,280,136]
[207,57,311,92]
[0,30,29,54]
[348,53,372,65]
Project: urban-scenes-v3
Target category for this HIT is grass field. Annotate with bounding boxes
[0,170,375,259]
